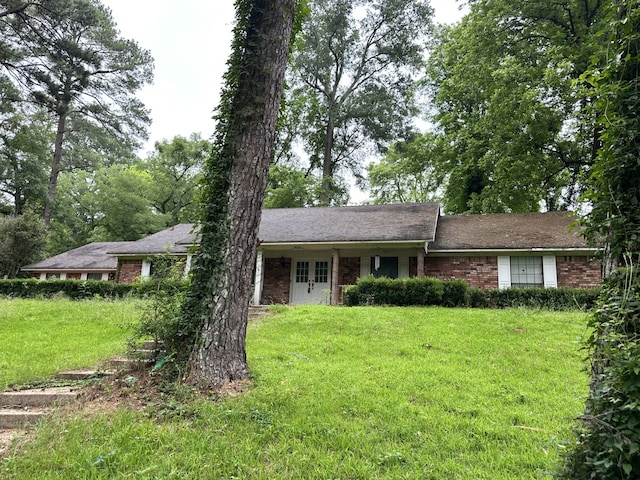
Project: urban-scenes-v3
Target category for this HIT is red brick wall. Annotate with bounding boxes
[117,259,143,284]
[261,257,291,304]
[425,256,499,289]
[338,257,360,286]
[556,255,601,288]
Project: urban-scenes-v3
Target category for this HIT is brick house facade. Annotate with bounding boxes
[23,204,602,304]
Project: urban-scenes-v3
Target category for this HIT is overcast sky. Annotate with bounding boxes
[102,1,468,156]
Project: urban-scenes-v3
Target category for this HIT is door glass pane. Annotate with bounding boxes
[315,261,329,283]
[295,261,309,283]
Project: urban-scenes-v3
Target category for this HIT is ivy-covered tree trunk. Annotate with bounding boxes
[183,0,298,387]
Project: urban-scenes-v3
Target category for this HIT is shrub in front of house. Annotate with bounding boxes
[0,278,187,299]
[344,277,600,310]
[344,276,456,306]
[488,286,600,310]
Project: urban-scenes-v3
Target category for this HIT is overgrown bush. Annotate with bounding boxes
[128,255,191,375]
[559,266,640,479]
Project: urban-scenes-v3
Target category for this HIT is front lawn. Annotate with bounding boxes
[1,303,589,479]
[0,298,135,389]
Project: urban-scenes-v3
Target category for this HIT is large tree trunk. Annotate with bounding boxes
[43,112,66,228]
[186,0,297,387]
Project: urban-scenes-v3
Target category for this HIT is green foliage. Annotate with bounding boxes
[559,2,640,478]
[423,0,604,213]
[367,134,444,204]
[264,163,320,208]
[0,278,187,299]
[344,276,447,306]
[143,134,210,224]
[488,286,600,311]
[345,276,600,310]
[130,255,192,371]
[0,211,47,278]
[559,264,640,479]
[285,0,433,204]
[0,0,153,225]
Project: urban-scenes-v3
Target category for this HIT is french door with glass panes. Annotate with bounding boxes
[290,258,330,304]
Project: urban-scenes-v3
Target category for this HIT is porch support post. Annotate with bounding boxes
[417,248,425,278]
[253,249,264,305]
[331,249,340,306]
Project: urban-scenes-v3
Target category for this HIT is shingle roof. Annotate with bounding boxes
[258,203,440,243]
[429,212,590,251]
[107,223,196,255]
[108,203,441,255]
[22,242,128,271]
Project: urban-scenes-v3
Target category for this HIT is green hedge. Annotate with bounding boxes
[344,276,600,310]
[0,279,188,299]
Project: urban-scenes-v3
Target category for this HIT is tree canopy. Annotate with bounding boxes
[0,0,153,226]
[368,0,607,213]
[285,0,432,204]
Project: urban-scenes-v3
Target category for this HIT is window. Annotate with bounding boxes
[370,256,399,279]
[86,273,103,281]
[510,256,543,288]
[295,261,309,283]
[46,273,60,280]
[315,261,329,283]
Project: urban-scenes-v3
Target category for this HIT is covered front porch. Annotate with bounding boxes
[252,242,429,305]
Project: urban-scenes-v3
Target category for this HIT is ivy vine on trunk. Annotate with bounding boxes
[176,0,302,388]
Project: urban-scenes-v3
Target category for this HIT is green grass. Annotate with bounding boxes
[0,298,135,389]
[1,304,590,479]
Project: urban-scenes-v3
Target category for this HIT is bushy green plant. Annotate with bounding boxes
[129,255,191,375]
[559,265,640,479]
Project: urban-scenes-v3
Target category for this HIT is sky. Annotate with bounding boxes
[102,1,468,156]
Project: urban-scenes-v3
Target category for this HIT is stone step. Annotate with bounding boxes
[108,356,152,369]
[56,369,114,381]
[0,386,80,408]
[141,339,164,350]
[0,408,49,429]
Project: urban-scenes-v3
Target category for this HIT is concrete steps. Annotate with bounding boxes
[0,386,80,429]
[0,340,162,433]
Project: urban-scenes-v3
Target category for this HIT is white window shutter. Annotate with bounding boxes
[360,257,370,278]
[497,256,511,289]
[543,255,558,288]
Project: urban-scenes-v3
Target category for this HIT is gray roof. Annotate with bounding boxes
[259,203,440,243]
[108,203,441,255]
[429,212,591,251]
[107,223,196,255]
[22,242,128,271]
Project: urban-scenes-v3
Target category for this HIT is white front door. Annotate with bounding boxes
[291,259,330,304]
